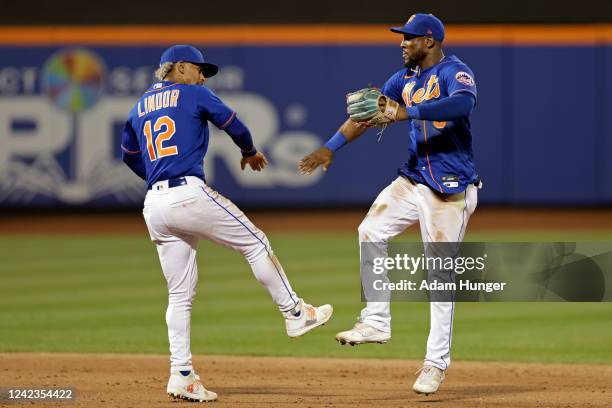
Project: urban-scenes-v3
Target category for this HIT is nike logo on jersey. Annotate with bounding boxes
[138,89,181,117]
[402,75,440,107]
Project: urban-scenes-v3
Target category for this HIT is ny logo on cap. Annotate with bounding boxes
[407,14,416,24]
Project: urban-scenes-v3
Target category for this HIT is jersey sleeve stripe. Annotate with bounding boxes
[218,111,236,129]
[121,145,141,154]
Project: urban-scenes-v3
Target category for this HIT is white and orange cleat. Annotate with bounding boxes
[167,370,217,402]
[284,299,333,338]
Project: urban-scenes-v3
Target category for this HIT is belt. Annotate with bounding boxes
[148,176,189,190]
[403,175,482,189]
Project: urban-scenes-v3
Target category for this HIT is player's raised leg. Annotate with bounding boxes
[166,182,333,338]
[413,183,478,395]
[336,176,420,345]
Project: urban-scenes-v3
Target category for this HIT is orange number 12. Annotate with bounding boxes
[144,115,178,161]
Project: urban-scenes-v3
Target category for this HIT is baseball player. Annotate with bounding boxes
[299,14,479,395]
[121,45,333,403]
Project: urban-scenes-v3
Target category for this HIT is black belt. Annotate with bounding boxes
[148,176,189,190]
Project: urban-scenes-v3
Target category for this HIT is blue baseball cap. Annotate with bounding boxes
[390,14,445,42]
[159,45,219,78]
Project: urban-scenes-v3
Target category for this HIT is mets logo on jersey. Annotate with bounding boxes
[402,75,441,107]
[455,71,475,86]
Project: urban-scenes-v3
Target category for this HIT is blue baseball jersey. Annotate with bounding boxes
[121,81,236,187]
[381,55,478,194]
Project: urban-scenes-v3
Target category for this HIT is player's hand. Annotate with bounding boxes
[241,151,268,171]
[298,147,333,175]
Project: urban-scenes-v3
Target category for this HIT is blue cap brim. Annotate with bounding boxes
[390,27,421,37]
[193,62,218,78]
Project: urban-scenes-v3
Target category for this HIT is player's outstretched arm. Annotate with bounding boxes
[217,110,268,172]
[298,118,368,175]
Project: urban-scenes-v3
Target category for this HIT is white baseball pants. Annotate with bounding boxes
[142,176,299,372]
[358,176,478,370]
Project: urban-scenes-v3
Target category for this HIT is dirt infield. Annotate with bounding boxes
[1,208,612,234]
[0,353,610,407]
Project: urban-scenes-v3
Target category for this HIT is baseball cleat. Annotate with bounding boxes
[285,299,333,338]
[335,321,391,345]
[167,370,217,402]
[412,365,445,395]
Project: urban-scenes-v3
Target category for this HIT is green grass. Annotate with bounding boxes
[1,231,611,364]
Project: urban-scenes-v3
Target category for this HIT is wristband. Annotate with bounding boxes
[324,131,348,152]
[241,147,257,158]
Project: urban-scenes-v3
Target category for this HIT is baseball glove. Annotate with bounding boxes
[346,88,400,127]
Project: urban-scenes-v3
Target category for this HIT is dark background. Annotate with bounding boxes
[1,0,611,210]
[5,0,612,25]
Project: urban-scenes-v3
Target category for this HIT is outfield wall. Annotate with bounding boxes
[0,25,610,208]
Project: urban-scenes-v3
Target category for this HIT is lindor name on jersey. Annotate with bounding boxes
[138,88,181,118]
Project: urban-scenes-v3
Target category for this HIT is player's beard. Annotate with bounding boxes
[404,59,418,71]
[403,49,426,70]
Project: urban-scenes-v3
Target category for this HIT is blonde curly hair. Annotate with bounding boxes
[154,62,174,81]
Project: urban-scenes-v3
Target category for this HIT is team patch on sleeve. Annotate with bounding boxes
[455,71,475,86]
